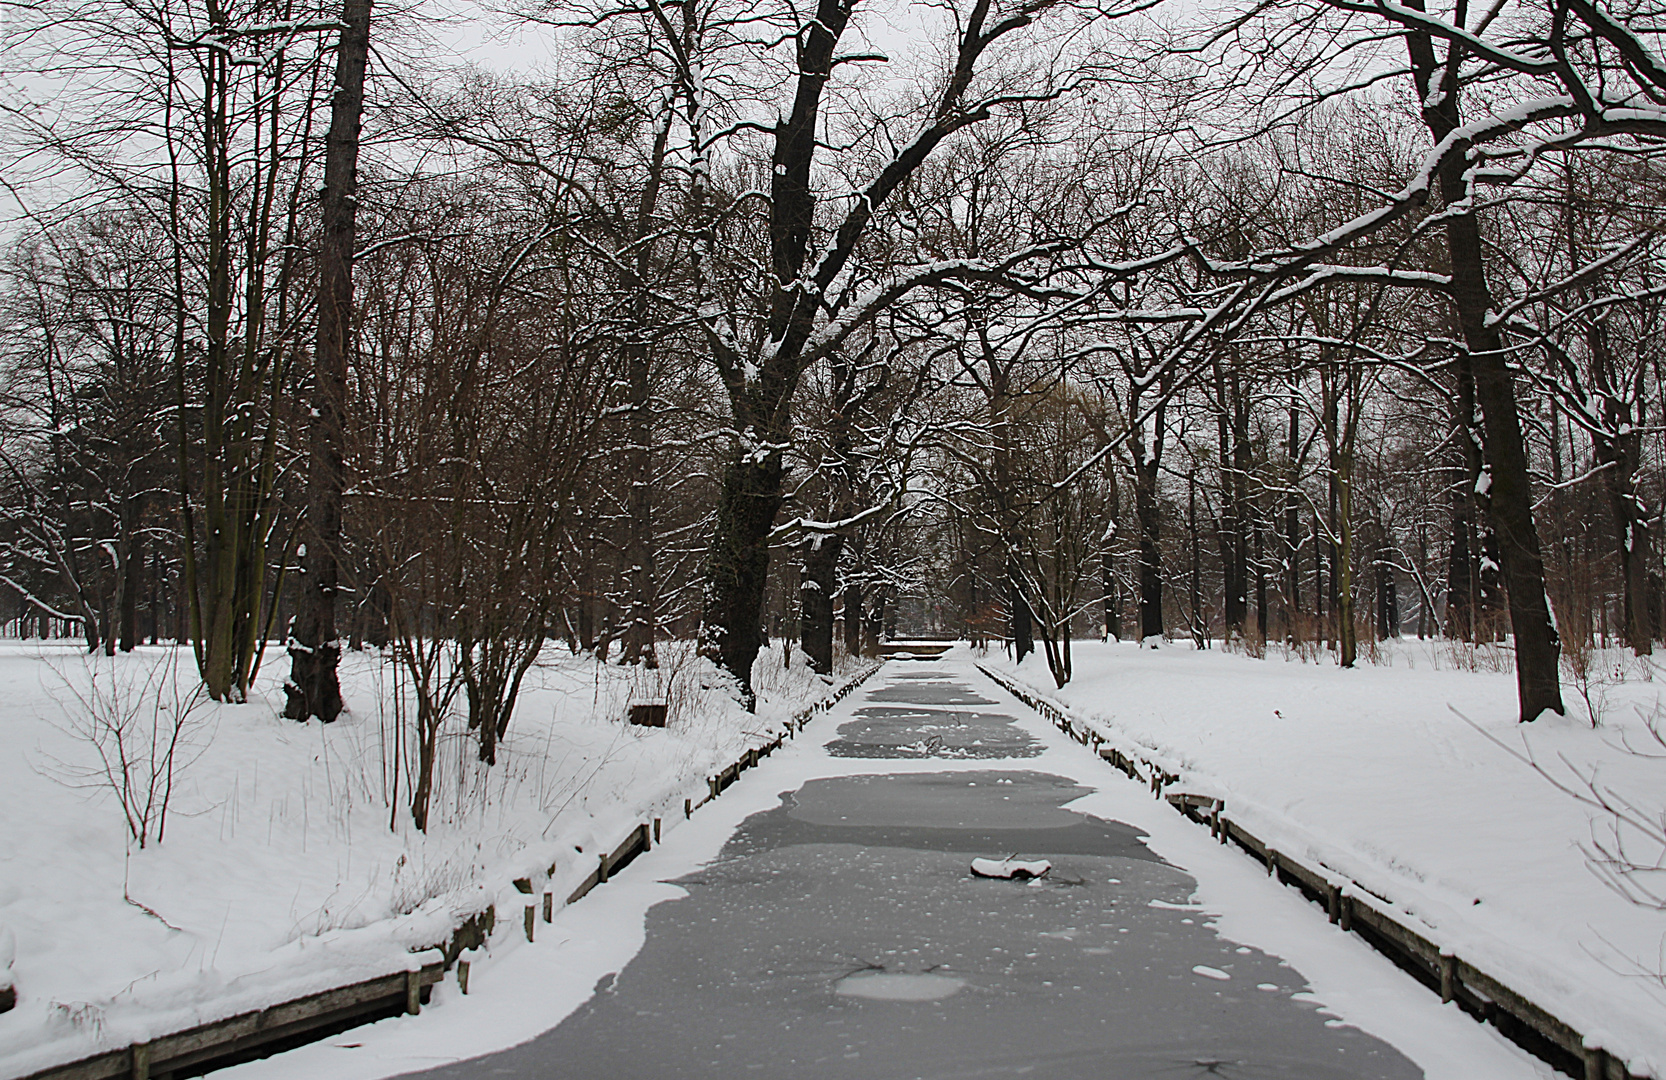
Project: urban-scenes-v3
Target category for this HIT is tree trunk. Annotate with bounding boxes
[1405,16,1563,719]
[1214,357,1249,639]
[118,492,144,652]
[1254,515,1268,640]
[1336,451,1356,667]
[1283,386,1302,641]
[1041,622,1072,688]
[620,120,670,669]
[1313,511,1325,628]
[1378,562,1397,639]
[1232,371,1252,635]
[800,533,840,674]
[1188,470,1205,648]
[1103,465,1120,640]
[864,589,886,655]
[1102,543,1119,641]
[700,457,786,707]
[843,583,863,656]
[1132,390,1166,643]
[1136,465,1163,642]
[1444,351,1484,642]
[1586,324,1656,655]
[621,333,658,668]
[284,0,369,722]
[1009,564,1033,661]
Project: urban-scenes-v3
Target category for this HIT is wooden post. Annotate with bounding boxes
[641,821,652,852]
[405,969,422,1015]
[1586,1046,1609,1080]
[543,891,553,923]
[1339,895,1353,932]
[131,1042,151,1080]
[524,904,535,943]
[708,776,719,801]
[457,959,471,995]
[653,817,661,844]
[685,797,693,818]
[598,851,609,884]
[1440,953,1458,1003]
[1209,803,1221,840]
[1267,850,1277,878]
[1327,886,1341,924]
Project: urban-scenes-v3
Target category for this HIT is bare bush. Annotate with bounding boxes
[42,650,211,849]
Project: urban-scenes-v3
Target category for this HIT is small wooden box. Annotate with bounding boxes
[628,701,668,727]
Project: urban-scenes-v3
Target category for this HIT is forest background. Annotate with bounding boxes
[5,0,1666,764]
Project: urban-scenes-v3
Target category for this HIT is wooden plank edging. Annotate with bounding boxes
[976,662,1643,1080]
[18,965,444,1080]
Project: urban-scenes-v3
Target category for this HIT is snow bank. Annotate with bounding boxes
[985,639,1666,1077]
[0,640,842,1080]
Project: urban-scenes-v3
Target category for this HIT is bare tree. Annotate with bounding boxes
[285,0,373,721]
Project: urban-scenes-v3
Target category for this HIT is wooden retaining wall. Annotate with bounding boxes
[20,967,444,1080]
[17,661,886,1080]
[976,663,1642,1080]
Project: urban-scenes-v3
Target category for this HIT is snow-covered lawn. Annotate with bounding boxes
[985,638,1666,1078]
[0,640,836,1080]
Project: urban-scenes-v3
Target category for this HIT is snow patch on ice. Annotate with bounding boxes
[834,972,966,1001]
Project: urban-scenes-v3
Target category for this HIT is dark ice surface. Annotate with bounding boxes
[397,665,1424,1080]
[724,772,1162,861]
[827,674,1043,759]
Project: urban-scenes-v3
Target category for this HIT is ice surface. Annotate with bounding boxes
[389,673,1428,1080]
[827,679,1043,759]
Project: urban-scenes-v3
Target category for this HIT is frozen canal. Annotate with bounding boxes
[397,661,1439,1079]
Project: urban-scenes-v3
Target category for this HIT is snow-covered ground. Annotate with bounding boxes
[984,637,1666,1078]
[0,639,840,1080]
[209,655,1552,1080]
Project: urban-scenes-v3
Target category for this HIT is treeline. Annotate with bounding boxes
[3,0,1665,765]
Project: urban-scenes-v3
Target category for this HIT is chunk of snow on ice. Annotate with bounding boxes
[1257,983,1280,991]
[1192,965,1231,981]
[970,857,1051,879]
[835,972,965,1001]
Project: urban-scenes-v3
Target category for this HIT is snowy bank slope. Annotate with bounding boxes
[0,641,838,1080]
[985,639,1666,1078]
